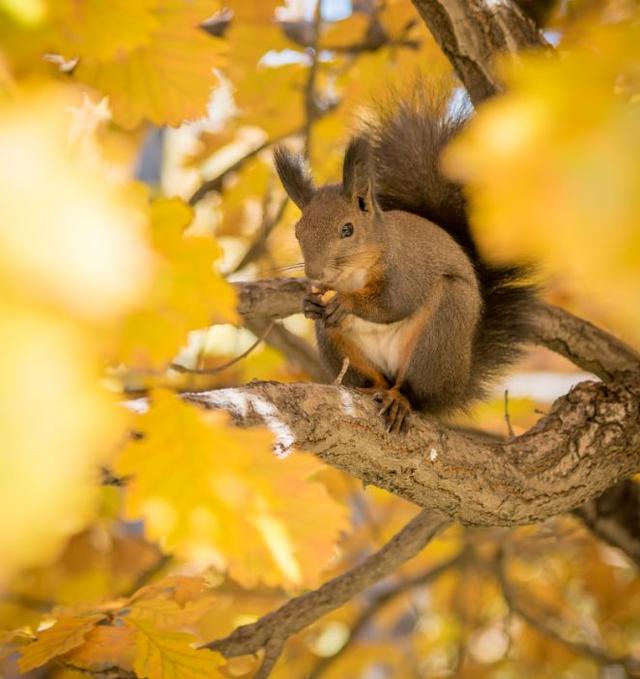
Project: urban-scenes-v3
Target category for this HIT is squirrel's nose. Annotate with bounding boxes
[304,263,323,281]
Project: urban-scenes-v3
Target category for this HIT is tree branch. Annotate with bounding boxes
[409,0,547,105]
[205,510,449,660]
[187,376,640,526]
[530,302,640,382]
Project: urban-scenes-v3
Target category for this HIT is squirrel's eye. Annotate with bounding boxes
[340,222,354,238]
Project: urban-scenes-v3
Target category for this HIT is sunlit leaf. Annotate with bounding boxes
[115,389,348,588]
[127,611,223,679]
[115,197,237,368]
[74,0,225,127]
[444,20,640,339]
[50,0,159,61]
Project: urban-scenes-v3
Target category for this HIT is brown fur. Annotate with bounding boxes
[273,89,537,429]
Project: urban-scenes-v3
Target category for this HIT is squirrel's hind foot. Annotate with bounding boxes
[372,388,411,434]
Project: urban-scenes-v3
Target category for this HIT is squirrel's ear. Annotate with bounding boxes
[273,146,315,210]
[342,136,380,214]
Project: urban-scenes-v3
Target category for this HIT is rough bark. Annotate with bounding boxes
[410,0,547,105]
[186,376,640,527]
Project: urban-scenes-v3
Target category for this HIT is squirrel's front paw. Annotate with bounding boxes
[303,290,326,321]
[373,388,411,434]
[303,288,351,327]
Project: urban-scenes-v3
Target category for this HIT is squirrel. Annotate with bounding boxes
[274,88,537,433]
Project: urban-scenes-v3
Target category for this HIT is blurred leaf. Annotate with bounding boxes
[63,625,136,673]
[115,389,348,589]
[19,614,105,672]
[74,0,225,127]
[0,87,146,584]
[444,20,640,339]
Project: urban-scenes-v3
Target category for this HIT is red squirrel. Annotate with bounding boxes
[274,89,537,433]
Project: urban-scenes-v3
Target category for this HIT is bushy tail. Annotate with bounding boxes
[362,86,538,396]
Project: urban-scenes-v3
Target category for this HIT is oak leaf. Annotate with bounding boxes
[127,611,223,679]
[18,614,105,672]
[115,197,237,368]
[115,389,349,588]
[63,625,136,673]
[50,0,159,61]
[74,0,225,128]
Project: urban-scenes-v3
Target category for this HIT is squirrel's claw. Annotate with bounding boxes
[373,388,411,434]
[303,292,325,320]
[323,296,350,327]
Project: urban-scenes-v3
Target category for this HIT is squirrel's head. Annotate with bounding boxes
[274,137,383,292]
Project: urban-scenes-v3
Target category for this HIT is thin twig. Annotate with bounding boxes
[504,389,515,437]
[189,130,300,206]
[204,510,449,660]
[255,639,285,679]
[303,0,324,160]
[170,322,274,375]
[308,548,467,679]
[334,357,350,385]
[229,195,289,275]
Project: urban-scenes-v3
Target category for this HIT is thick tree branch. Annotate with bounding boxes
[205,510,449,659]
[409,0,547,105]
[187,376,640,526]
[530,302,640,382]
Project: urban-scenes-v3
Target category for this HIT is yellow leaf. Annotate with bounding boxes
[129,597,216,630]
[63,625,136,673]
[444,20,640,340]
[50,0,159,61]
[74,0,225,128]
[131,575,210,607]
[18,614,105,672]
[0,86,153,322]
[0,86,151,585]
[115,390,349,588]
[115,197,237,368]
[127,612,223,679]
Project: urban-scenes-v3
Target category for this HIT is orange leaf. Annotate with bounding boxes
[18,614,105,672]
[63,625,136,672]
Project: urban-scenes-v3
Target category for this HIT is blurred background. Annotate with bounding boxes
[0,0,639,677]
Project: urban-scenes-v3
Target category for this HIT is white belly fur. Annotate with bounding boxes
[342,315,411,378]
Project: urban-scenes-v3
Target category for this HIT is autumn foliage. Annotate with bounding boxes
[0,0,639,678]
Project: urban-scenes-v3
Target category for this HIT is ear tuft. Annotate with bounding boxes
[343,135,380,214]
[342,136,371,202]
[273,146,315,210]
